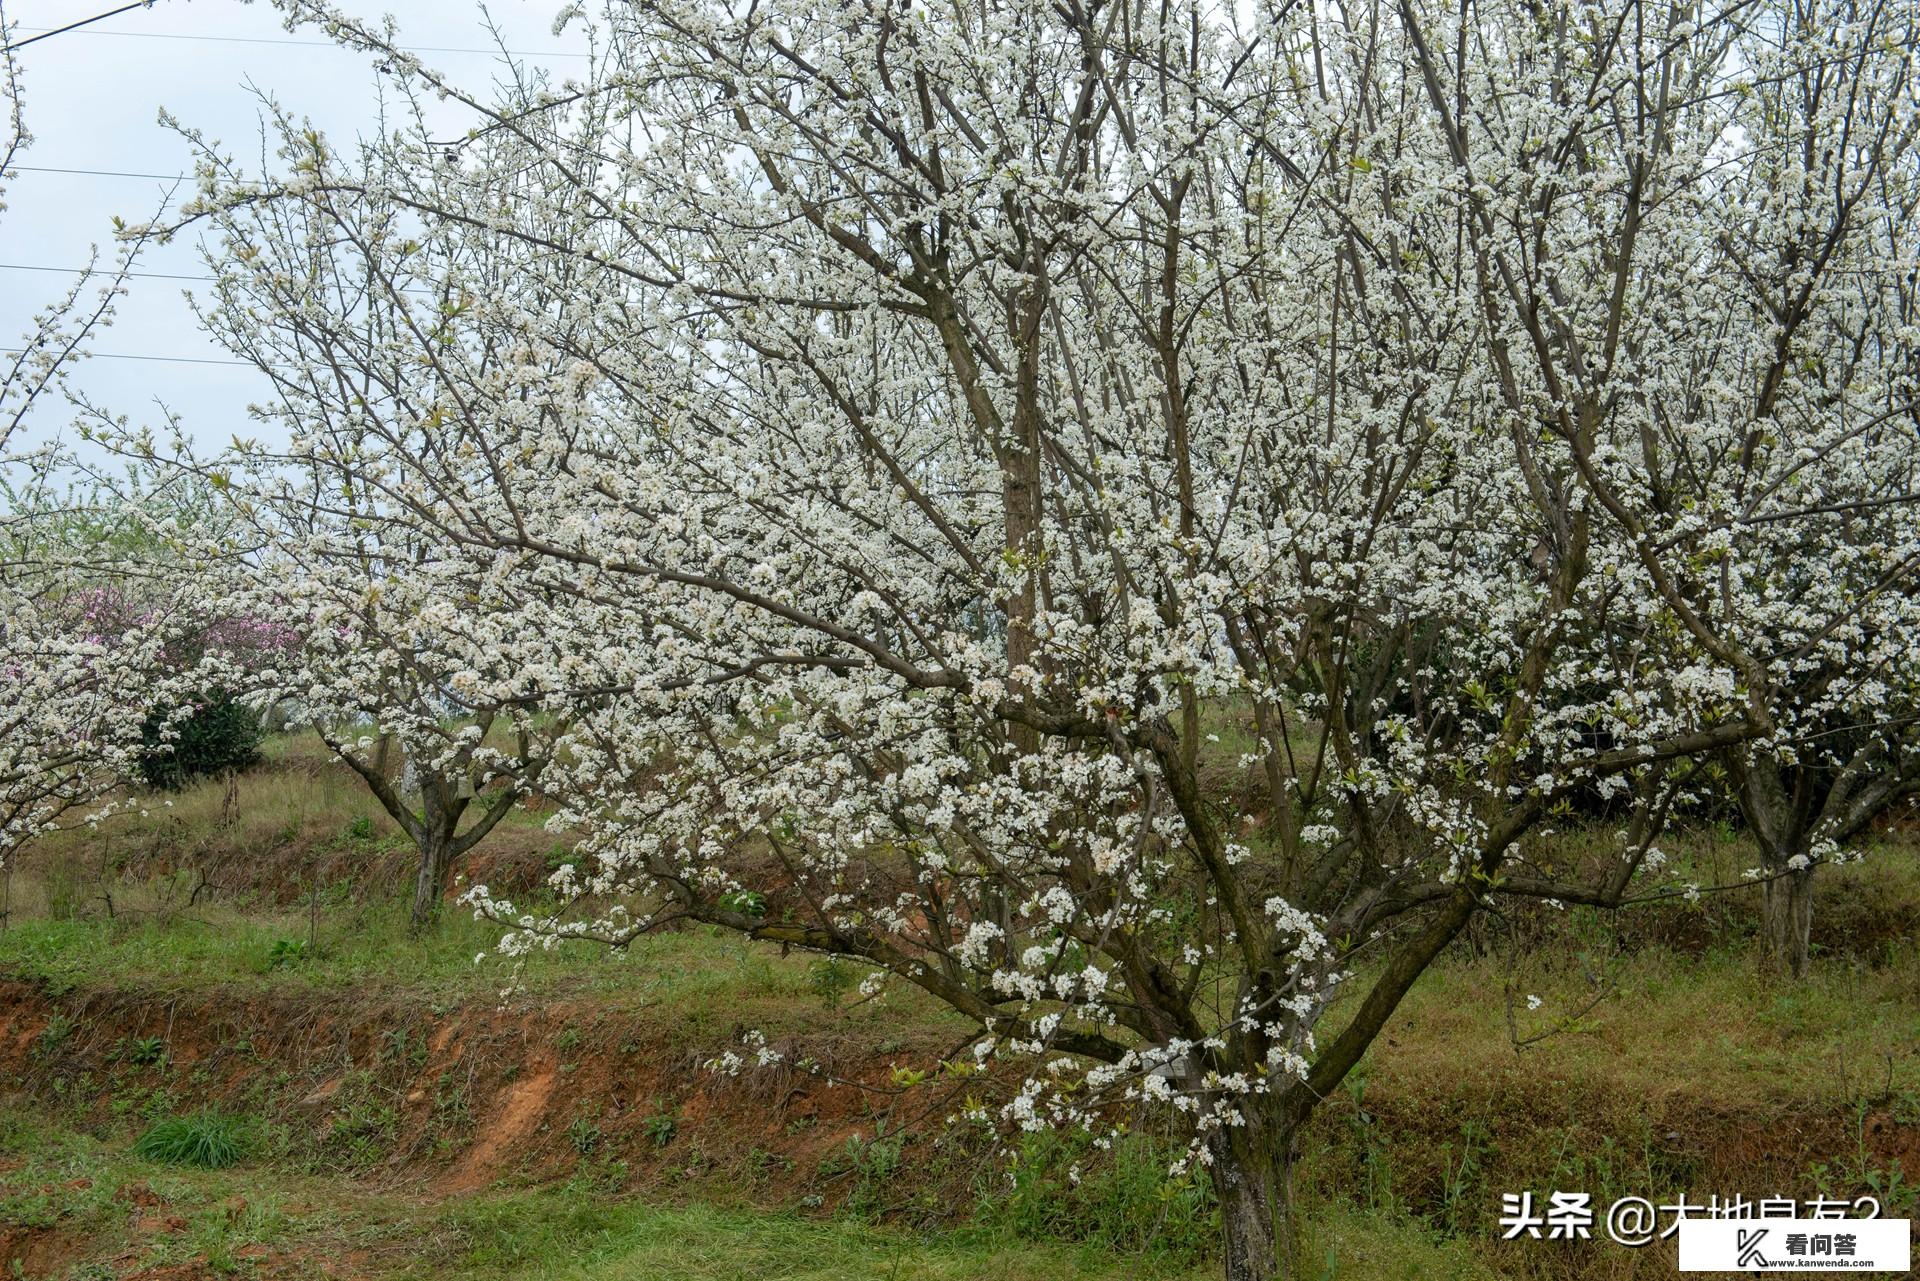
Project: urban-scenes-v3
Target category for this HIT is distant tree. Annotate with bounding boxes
[234,550,571,929]
[1387,0,1920,976]
[149,169,581,928]
[1716,38,1920,974]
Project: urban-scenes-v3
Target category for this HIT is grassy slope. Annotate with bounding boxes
[7,858,1913,1111]
[1,1105,1504,1281]
[0,1110,1218,1281]
[2,736,1917,1280]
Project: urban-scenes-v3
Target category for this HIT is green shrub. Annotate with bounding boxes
[263,938,309,971]
[139,691,263,790]
[566,1115,602,1156]
[642,1108,679,1148]
[806,955,857,1008]
[133,1111,254,1168]
[31,1013,75,1059]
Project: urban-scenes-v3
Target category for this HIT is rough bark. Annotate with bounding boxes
[1208,1117,1296,1281]
[1761,856,1814,979]
[1730,753,1816,980]
[409,776,525,930]
[410,833,455,930]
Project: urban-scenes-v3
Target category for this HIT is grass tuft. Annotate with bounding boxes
[133,1111,255,1169]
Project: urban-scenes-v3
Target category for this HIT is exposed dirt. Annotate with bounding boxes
[4,962,1918,1281]
[0,975,967,1210]
[0,1180,372,1281]
[0,1222,89,1278]
[442,1064,557,1193]
[6,970,1915,1211]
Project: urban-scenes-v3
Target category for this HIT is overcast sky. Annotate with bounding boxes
[3,0,585,457]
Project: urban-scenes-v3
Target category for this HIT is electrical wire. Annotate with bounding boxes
[2,2,155,52]
[2,347,263,368]
[7,24,587,58]
[0,261,433,294]
[1,262,212,284]
[8,164,193,182]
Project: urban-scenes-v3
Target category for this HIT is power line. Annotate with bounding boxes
[9,164,192,182]
[7,165,268,192]
[8,25,589,58]
[1,262,212,284]
[2,347,261,369]
[0,261,434,295]
[3,2,155,52]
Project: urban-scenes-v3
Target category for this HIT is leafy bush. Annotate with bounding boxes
[138,691,262,790]
[262,938,308,971]
[31,1014,74,1061]
[806,955,857,1008]
[566,1115,602,1156]
[133,1111,253,1168]
[642,1108,678,1148]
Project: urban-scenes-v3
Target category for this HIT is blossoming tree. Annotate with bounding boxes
[213,541,572,928]
[139,169,586,929]
[172,0,1917,1275]
[1385,0,1920,975]
[1712,23,1920,975]
[0,5,176,871]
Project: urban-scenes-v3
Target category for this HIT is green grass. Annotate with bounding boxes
[133,1111,255,1168]
[978,1129,1216,1265]
[4,731,1917,1281]
[433,1199,1211,1281]
[0,1109,1219,1281]
[0,729,960,1034]
[0,949,1908,1281]
[0,903,965,1038]
[0,1102,1500,1281]
[1368,899,1920,1111]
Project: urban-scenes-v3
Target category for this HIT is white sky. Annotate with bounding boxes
[2,0,584,455]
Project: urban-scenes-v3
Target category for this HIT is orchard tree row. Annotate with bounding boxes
[4,1,1919,1277]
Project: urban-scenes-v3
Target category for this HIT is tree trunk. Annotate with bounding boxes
[1208,1119,1296,1281]
[1762,858,1814,979]
[410,836,454,931]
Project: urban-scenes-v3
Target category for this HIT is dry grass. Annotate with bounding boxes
[1379,939,1920,1110]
